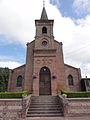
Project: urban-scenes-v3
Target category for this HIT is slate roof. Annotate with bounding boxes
[40,7,48,20]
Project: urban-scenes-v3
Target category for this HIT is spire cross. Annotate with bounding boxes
[43,0,45,7]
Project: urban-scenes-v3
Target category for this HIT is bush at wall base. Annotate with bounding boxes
[0,90,29,99]
[61,89,90,98]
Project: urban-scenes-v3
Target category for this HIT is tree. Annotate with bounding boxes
[0,67,9,92]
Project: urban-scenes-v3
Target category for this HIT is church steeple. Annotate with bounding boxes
[40,2,48,20]
[35,1,54,49]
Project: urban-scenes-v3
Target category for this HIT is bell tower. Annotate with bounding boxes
[33,5,57,96]
[34,6,54,49]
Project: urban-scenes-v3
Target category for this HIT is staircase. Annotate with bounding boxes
[26,95,64,117]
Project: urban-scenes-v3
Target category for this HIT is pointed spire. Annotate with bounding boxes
[43,0,45,8]
[40,0,48,20]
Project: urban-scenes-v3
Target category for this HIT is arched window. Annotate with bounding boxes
[68,75,74,86]
[42,27,47,34]
[17,75,23,87]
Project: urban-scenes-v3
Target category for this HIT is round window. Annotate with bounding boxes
[42,41,47,46]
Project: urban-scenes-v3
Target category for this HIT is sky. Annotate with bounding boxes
[0,0,90,77]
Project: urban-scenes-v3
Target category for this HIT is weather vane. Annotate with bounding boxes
[43,0,45,7]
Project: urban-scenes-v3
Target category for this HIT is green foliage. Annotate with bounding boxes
[61,89,90,98]
[0,90,29,99]
[0,67,9,92]
[23,90,29,95]
[61,89,68,94]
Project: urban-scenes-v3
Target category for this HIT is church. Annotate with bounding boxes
[8,6,81,96]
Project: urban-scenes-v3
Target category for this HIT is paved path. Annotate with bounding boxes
[26,116,90,120]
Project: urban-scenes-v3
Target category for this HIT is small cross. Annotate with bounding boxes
[43,0,45,7]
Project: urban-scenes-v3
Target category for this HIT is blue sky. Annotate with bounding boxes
[50,0,90,19]
[50,0,75,18]
[0,0,90,77]
[0,34,26,64]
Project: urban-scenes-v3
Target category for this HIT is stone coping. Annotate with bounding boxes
[66,97,90,101]
[0,98,22,101]
[59,94,90,101]
[0,94,31,101]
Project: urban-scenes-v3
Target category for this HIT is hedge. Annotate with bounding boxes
[0,90,29,99]
[61,89,90,98]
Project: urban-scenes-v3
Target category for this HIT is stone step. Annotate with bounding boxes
[31,96,59,99]
[31,95,57,98]
[26,96,64,117]
[27,110,62,114]
[31,100,60,102]
[31,96,60,101]
[31,97,59,99]
[32,101,60,104]
[28,110,63,113]
[29,105,63,109]
[31,97,61,103]
[30,101,61,104]
[26,113,63,117]
[29,105,62,108]
[28,108,63,111]
[30,103,62,106]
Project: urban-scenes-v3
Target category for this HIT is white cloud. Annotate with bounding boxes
[73,0,90,16]
[0,56,22,69]
[60,15,90,77]
[0,0,90,77]
[0,0,43,45]
[0,61,21,69]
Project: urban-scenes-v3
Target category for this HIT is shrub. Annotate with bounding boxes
[61,89,68,94]
[61,89,90,98]
[23,90,29,95]
[0,90,29,99]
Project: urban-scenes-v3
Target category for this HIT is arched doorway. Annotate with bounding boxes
[39,67,51,95]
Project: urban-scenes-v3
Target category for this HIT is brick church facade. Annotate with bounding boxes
[8,6,81,96]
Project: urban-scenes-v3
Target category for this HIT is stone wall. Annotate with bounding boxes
[64,64,81,92]
[60,95,90,117]
[55,41,67,93]
[24,41,35,93]
[0,95,31,120]
[8,65,25,92]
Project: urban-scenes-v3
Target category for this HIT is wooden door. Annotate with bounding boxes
[39,67,51,95]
